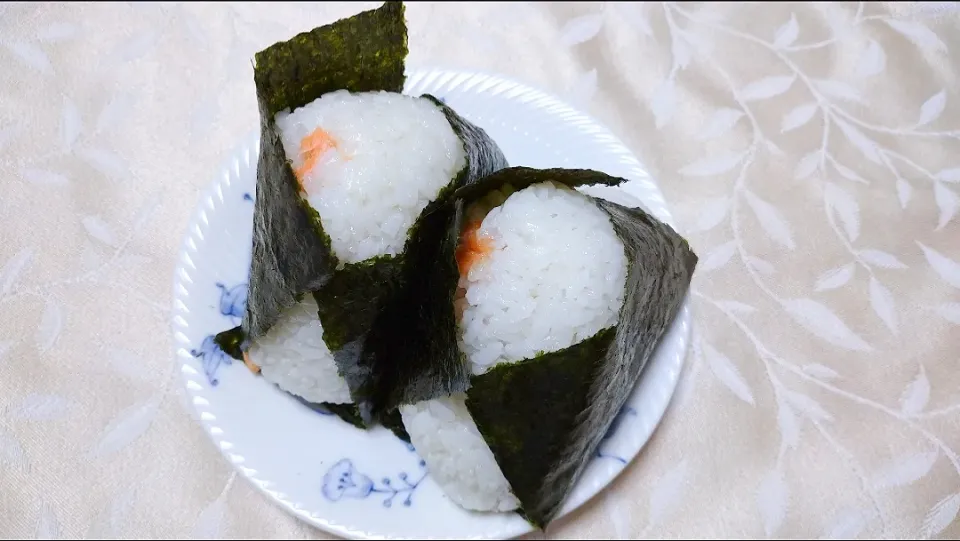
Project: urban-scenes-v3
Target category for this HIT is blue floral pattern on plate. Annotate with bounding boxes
[191,278,248,387]
[322,443,428,508]
[194,185,635,509]
[190,335,232,387]
[215,282,247,321]
[597,406,638,465]
[192,192,255,386]
[195,279,636,507]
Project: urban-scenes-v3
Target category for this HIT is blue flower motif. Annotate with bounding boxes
[596,406,638,465]
[322,459,375,501]
[191,281,249,387]
[321,455,428,508]
[216,282,247,319]
[243,193,253,202]
[602,406,637,441]
[191,335,232,387]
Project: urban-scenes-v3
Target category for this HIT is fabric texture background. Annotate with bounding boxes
[1,2,959,539]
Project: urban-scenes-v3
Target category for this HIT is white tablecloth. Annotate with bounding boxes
[2,2,959,539]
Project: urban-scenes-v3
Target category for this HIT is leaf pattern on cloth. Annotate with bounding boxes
[1,2,959,540]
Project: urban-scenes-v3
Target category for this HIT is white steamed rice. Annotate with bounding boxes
[248,295,352,405]
[256,90,465,402]
[276,90,467,264]
[401,181,628,513]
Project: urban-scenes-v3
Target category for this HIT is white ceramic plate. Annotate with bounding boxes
[171,68,693,540]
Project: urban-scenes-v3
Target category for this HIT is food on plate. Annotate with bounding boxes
[213,0,508,427]
[202,0,701,528]
[396,167,698,527]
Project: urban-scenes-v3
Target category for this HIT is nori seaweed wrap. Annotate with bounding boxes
[397,167,698,527]
[214,1,508,428]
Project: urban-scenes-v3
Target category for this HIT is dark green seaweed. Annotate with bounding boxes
[307,97,508,425]
[421,94,512,192]
[355,167,618,418]
[232,1,509,428]
[447,167,698,528]
[311,256,405,403]
[318,403,367,431]
[254,0,407,120]
[465,328,616,525]
[452,166,624,204]
[242,1,407,344]
[300,399,366,430]
[353,97,511,421]
[290,394,410,443]
[358,198,467,420]
[214,325,245,361]
[381,408,412,443]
